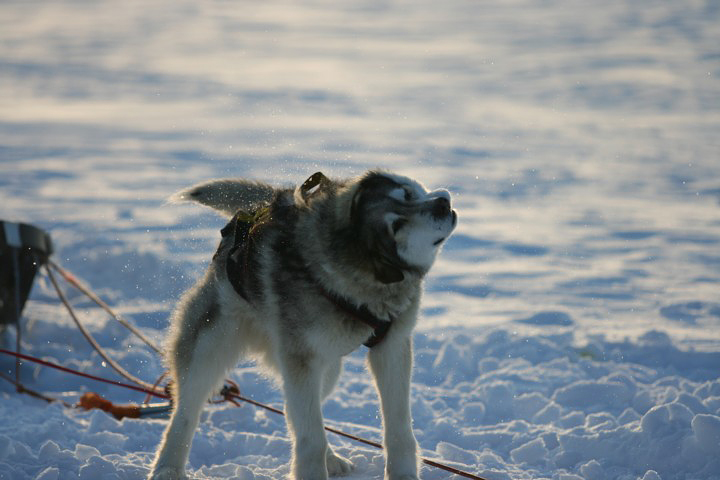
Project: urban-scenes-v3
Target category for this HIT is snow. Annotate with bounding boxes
[1,0,719,479]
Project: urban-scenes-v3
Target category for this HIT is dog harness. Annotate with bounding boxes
[220,172,392,348]
[315,287,392,348]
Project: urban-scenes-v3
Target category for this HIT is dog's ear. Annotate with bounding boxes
[330,178,363,232]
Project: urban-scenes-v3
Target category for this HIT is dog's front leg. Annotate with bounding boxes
[282,354,330,480]
[368,335,419,480]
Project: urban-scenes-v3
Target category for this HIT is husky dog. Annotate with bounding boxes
[149,170,457,480]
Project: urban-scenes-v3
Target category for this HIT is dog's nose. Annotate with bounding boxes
[431,196,451,219]
[432,189,451,202]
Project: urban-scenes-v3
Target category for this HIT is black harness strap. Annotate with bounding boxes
[315,286,392,348]
[221,209,266,301]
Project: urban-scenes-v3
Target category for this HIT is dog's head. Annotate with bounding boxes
[344,171,457,284]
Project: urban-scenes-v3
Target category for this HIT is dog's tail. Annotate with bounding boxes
[169,179,275,217]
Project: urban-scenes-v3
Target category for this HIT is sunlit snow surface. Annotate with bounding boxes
[1,1,719,479]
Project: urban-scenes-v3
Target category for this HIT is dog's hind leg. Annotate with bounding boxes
[149,285,242,479]
[150,367,216,480]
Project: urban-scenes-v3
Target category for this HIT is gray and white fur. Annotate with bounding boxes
[149,170,457,480]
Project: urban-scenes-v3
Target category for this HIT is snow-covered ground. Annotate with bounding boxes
[2,0,720,479]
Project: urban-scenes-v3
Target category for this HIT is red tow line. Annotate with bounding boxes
[0,348,167,399]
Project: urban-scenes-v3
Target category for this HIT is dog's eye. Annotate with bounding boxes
[392,218,408,234]
[404,189,412,202]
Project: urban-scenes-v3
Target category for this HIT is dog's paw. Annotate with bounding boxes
[326,450,354,476]
[148,466,188,480]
